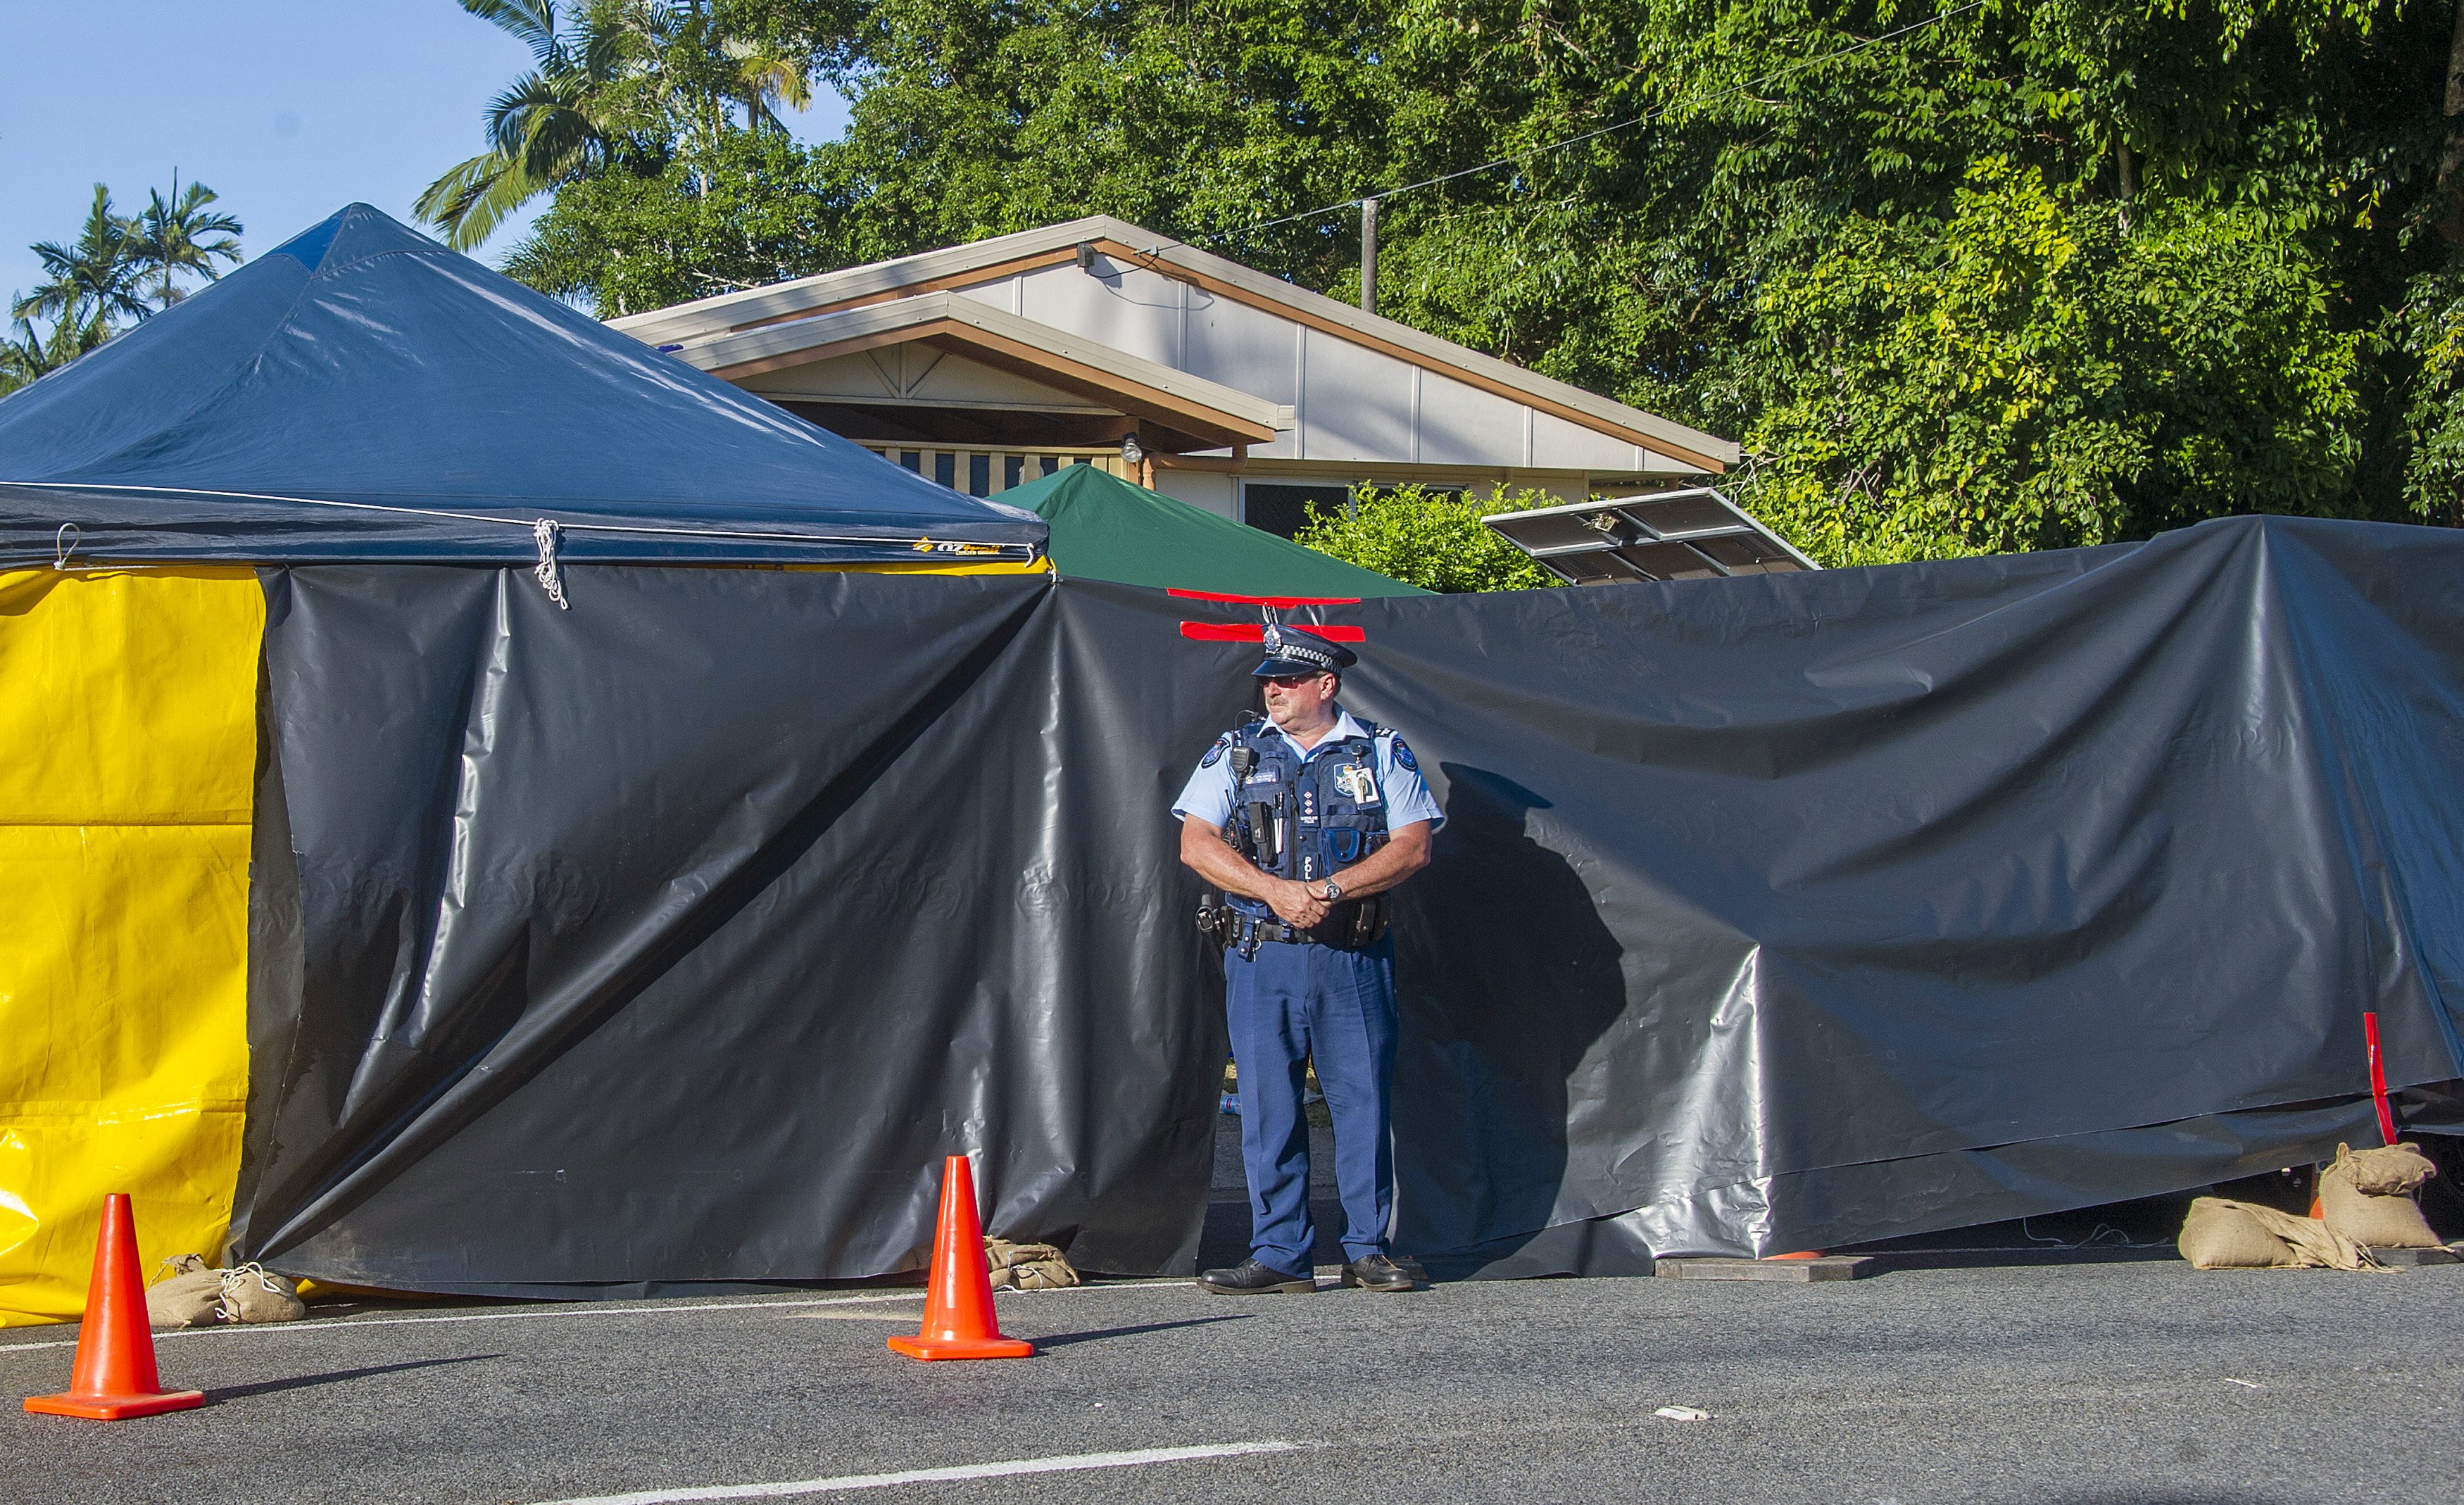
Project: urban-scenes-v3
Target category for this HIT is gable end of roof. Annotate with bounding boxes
[613,216,1740,471]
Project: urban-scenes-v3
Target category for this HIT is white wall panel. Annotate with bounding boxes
[1178,287,1299,457]
[1530,410,1645,472]
[1155,469,1237,518]
[1414,372,1526,467]
[927,266,1693,475]
[1012,262,1184,367]
[905,351,1103,407]
[1298,329,1416,463]
[745,350,1099,409]
[742,353,897,401]
[951,276,1022,315]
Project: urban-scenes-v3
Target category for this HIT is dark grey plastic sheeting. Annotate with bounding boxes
[230,515,2464,1290]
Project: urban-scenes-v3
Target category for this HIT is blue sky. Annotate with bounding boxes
[0,0,850,313]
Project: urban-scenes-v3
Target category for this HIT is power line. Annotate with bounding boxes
[1203,0,1989,245]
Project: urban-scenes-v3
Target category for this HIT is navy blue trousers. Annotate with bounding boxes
[1224,935,1397,1271]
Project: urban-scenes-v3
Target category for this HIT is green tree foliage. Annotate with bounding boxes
[1296,484,1565,591]
[421,0,829,258]
[491,0,2464,559]
[504,128,839,311]
[1745,159,2367,563]
[418,1,653,249]
[130,176,244,310]
[15,187,152,329]
[4,180,244,396]
[0,312,111,397]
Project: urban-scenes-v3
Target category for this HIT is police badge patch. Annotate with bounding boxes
[1390,736,1419,772]
[1200,734,1229,769]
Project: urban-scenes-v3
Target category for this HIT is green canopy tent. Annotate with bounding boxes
[1004,464,1426,597]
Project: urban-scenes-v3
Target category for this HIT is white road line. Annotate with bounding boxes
[529,1442,1307,1504]
[0,1278,1193,1354]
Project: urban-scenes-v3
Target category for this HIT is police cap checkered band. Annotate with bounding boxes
[1251,624,1357,676]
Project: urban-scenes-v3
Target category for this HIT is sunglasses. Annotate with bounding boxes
[1262,674,1326,688]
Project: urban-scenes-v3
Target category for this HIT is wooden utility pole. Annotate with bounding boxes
[2440,0,2464,244]
[1360,197,1379,315]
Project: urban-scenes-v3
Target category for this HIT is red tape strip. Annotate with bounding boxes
[1176,622,1366,643]
[2364,1010,2397,1147]
[1167,587,1362,607]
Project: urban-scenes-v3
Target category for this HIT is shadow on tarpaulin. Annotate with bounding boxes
[223,515,2464,1293]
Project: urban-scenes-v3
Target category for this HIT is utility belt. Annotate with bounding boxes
[1197,894,1390,957]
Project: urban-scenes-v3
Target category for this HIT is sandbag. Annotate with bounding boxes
[218,1264,306,1324]
[2180,1199,2299,1268]
[2320,1180,2438,1249]
[2327,1142,2437,1197]
[2318,1144,2441,1249]
[145,1255,225,1329]
[2178,1197,2380,1271]
[145,1256,306,1327]
[985,1238,1079,1291]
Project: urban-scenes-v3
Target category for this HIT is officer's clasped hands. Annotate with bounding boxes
[1265,878,1333,928]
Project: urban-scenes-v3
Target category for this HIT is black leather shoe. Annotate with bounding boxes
[1198,1257,1315,1294]
[1341,1253,1416,1292]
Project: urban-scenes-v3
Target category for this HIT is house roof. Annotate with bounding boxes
[611,216,1740,473]
[665,291,1286,451]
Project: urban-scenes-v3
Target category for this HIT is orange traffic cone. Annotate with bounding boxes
[24,1194,205,1420]
[888,1156,1033,1361]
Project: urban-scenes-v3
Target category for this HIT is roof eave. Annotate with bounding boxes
[674,292,1283,449]
[619,213,1740,472]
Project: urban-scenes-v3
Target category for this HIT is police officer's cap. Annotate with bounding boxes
[1252,624,1357,678]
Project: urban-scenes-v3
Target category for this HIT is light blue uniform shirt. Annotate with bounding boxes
[1172,708,1445,833]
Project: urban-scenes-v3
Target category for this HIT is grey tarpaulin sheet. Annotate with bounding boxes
[230,515,2464,1288]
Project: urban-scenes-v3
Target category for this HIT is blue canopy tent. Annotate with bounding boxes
[0,205,1045,569]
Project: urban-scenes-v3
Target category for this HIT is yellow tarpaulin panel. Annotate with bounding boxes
[0,567,262,1327]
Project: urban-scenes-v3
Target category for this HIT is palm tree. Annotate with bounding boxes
[130,175,243,311]
[719,34,814,134]
[417,1,634,249]
[420,1,820,246]
[13,186,149,329]
[0,310,111,397]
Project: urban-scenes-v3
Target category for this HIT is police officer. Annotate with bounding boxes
[1173,626,1441,1293]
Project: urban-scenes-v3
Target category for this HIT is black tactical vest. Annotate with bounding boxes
[1221,716,1390,919]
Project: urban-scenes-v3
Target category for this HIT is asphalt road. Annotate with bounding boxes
[2,1254,2458,1505]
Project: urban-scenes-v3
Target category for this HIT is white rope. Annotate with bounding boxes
[51,522,77,569]
[217,1262,287,1302]
[533,517,571,609]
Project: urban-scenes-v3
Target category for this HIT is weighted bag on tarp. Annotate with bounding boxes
[984,1238,1078,1290]
[144,1254,306,1327]
[146,1254,225,1328]
[219,1264,308,1323]
[2178,1197,2379,1270]
[2318,1142,2441,1249]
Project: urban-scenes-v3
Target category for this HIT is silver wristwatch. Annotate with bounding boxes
[1320,879,1344,902]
